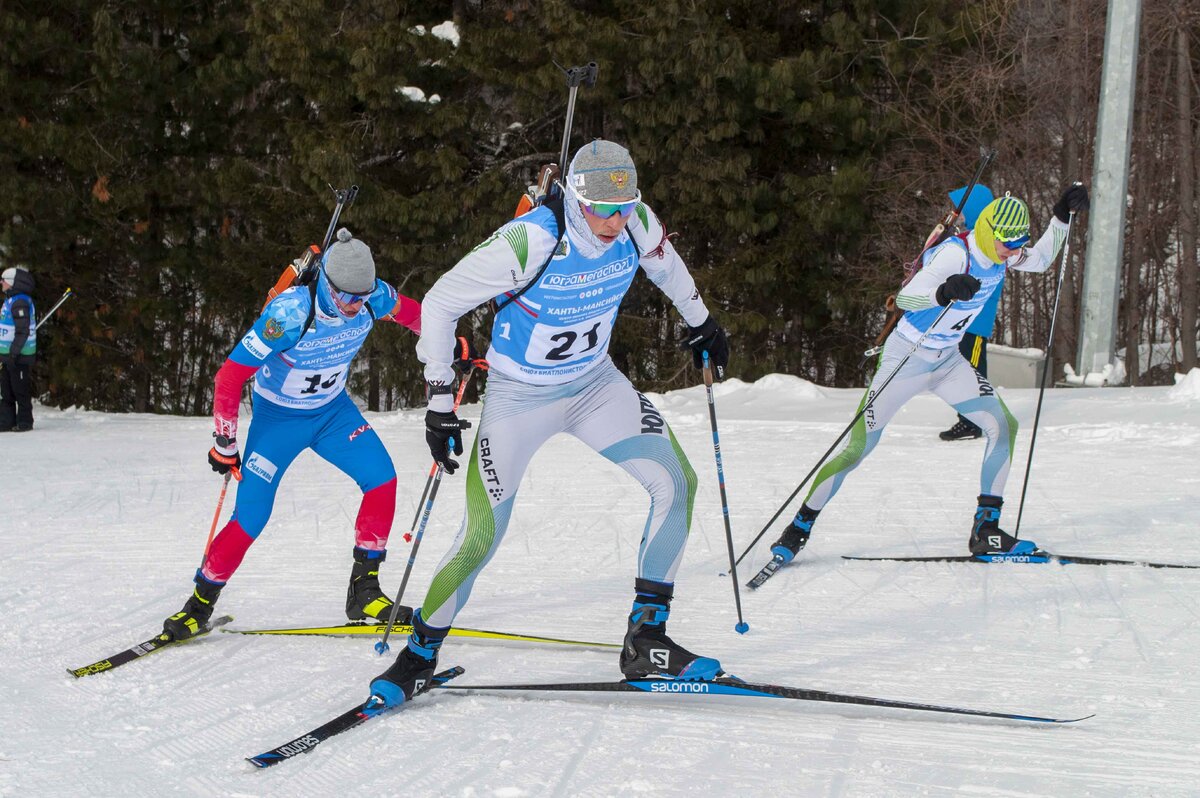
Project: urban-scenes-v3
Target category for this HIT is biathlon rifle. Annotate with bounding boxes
[865,147,997,357]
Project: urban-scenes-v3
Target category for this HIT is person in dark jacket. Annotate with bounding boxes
[0,266,37,432]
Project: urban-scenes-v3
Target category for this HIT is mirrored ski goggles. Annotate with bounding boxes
[573,187,641,219]
[328,283,371,310]
[994,229,1030,249]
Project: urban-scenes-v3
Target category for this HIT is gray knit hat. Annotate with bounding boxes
[323,228,375,294]
[568,140,638,202]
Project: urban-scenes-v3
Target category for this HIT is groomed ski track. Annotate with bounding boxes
[4,372,1199,796]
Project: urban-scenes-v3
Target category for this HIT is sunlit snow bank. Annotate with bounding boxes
[1169,367,1200,401]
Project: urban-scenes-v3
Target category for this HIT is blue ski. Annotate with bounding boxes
[438,675,1092,724]
[247,666,464,769]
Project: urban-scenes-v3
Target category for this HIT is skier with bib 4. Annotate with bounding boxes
[162,229,426,640]
[768,184,1090,564]
[370,140,731,706]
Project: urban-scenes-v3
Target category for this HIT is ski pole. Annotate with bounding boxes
[401,376,473,547]
[734,303,957,567]
[702,352,749,634]
[1013,207,1077,536]
[201,470,236,568]
[375,369,479,655]
[375,462,447,656]
[34,287,74,330]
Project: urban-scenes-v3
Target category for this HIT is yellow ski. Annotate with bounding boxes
[222,622,620,650]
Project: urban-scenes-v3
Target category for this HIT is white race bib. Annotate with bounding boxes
[279,366,348,400]
[523,310,616,367]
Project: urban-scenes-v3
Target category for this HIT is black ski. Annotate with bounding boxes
[67,615,234,678]
[246,666,464,769]
[438,675,1091,724]
[746,552,787,589]
[842,552,1199,569]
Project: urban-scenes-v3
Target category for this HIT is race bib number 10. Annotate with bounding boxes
[524,310,616,367]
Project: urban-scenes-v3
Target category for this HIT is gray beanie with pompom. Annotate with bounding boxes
[323,228,375,294]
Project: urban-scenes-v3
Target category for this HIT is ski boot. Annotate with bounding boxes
[346,547,412,624]
[940,418,982,441]
[769,507,818,565]
[163,572,224,640]
[620,579,722,681]
[370,609,447,707]
[968,495,1038,556]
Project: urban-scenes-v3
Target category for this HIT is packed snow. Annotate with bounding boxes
[3,374,1198,796]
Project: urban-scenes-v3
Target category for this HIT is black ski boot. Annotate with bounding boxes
[370,609,447,707]
[769,506,818,565]
[346,547,411,623]
[163,572,224,640]
[620,579,722,681]
[968,495,1038,555]
[940,417,982,441]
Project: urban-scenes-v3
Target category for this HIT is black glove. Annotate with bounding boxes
[935,273,981,306]
[208,435,242,478]
[1053,183,1090,223]
[425,409,472,475]
[681,316,729,380]
[452,336,488,373]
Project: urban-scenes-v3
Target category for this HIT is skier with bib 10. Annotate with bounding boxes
[161,229,433,640]
[766,184,1090,565]
[370,140,732,706]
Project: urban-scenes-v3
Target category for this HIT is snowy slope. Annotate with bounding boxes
[3,373,1199,797]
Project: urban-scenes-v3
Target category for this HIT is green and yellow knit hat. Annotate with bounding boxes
[974,194,1031,263]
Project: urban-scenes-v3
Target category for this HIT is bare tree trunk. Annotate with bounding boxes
[1125,48,1154,384]
[1175,13,1198,370]
[1055,0,1084,370]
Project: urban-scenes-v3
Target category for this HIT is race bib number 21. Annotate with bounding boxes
[523,310,616,367]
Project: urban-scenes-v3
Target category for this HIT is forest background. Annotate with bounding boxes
[1,0,1196,414]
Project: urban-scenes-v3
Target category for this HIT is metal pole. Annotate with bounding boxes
[1077,0,1142,381]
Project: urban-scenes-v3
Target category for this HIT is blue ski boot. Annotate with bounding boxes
[769,506,818,565]
[620,579,722,681]
[163,571,224,641]
[968,495,1038,556]
[370,609,447,707]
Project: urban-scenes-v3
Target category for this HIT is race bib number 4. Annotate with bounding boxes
[523,311,616,367]
[279,367,348,400]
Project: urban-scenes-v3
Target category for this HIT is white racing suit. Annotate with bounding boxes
[804,218,1070,510]
[416,194,710,628]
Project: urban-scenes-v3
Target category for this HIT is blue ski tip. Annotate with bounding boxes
[735,622,750,635]
[374,641,390,656]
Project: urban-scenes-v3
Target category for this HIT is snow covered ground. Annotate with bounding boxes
[3,372,1199,797]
